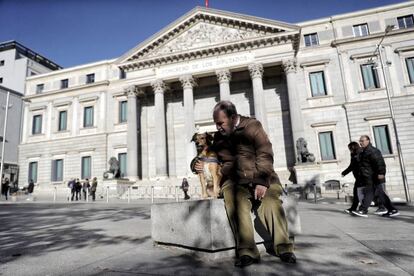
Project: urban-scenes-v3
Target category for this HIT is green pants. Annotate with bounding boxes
[221,179,293,259]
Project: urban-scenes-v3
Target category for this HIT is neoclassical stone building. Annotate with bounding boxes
[19,2,414,199]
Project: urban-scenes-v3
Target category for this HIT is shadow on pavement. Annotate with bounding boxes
[0,204,150,264]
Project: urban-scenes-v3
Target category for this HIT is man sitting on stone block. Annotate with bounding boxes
[195,100,296,267]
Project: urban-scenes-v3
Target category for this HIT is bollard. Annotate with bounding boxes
[175,186,178,202]
[313,183,317,204]
[106,186,109,203]
[128,186,131,204]
[151,186,154,203]
[53,186,57,202]
[68,189,72,202]
[86,188,89,203]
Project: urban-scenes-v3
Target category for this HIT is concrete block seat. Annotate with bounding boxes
[151,198,300,255]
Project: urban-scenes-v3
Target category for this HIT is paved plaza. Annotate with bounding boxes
[0,198,413,276]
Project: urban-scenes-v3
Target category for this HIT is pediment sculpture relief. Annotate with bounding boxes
[145,22,267,57]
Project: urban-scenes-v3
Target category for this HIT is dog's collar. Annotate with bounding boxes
[199,157,220,163]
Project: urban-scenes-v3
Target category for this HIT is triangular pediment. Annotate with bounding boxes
[117,7,300,69]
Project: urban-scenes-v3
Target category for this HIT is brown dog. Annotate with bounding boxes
[191,132,221,198]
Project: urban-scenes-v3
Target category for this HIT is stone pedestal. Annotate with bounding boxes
[151,199,271,254]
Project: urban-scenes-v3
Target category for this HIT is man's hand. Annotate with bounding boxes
[378,174,385,180]
[194,160,204,174]
[255,185,268,200]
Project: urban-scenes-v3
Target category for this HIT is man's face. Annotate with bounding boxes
[359,136,370,148]
[214,110,236,136]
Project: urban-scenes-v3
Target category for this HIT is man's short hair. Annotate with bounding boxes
[360,135,370,141]
[213,101,238,118]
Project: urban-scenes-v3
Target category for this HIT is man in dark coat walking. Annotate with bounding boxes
[352,135,399,217]
[342,142,363,214]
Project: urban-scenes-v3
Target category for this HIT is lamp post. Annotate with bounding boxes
[0,91,11,197]
[373,25,411,203]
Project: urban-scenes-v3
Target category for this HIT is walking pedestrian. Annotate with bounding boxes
[352,135,399,217]
[342,142,364,214]
[90,177,98,201]
[2,177,10,200]
[181,178,190,200]
[28,179,35,194]
[75,178,82,201]
[82,179,90,200]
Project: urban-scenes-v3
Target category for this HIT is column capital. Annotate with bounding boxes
[282,59,297,74]
[151,79,169,94]
[179,75,197,89]
[216,69,232,83]
[125,85,145,98]
[248,63,264,79]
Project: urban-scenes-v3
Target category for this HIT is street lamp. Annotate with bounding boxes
[0,91,11,197]
[371,25,411,203]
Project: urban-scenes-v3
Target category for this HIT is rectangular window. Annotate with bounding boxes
[373,125,392,155]
[361,64,380,89]
[309,71,327,96]
[32,115,42,135]
[81,156,92,179]
[83,106,94,127]
[36,84,44,94]
[353,23,369,37]
[28,161,38,183]
[0,77,3,84]
[86,73,95,84]
[397,15,414,29]
[304,33,319,47]
[58,110,67,131]
[119,101,127,123]
[119,69,126,79]
[0,60,4,66]
[406,57,414,84]
[319,131,336,160]
[60,79,69,89]
[51,159,63,182]
[118,153,127,178]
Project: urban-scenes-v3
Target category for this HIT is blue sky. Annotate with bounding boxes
[0,0,406,68]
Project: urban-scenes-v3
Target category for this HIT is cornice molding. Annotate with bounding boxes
[120,32,298,72]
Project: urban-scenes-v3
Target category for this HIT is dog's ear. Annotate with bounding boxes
[191,133,198,142]
[205,132,214,145]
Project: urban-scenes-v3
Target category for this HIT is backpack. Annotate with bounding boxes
[67,180,75,189]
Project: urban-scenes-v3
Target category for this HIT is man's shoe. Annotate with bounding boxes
[234,255,259,267]
[352,210,368,217]
[344,208,354,214]
[382,209,400,217]
[374,208,387,215]
[280,252,296,264]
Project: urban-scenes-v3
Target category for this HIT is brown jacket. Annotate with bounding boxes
[213,115,280,187]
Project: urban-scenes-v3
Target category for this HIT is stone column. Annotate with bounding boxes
[151,79,168,177]
[248,63,268,132]
[125,85,143,180]
[21,102,30,143]
[216,69,231,101]
[282,59,305,162]
[179,75,197,175]
[71,97,79,136]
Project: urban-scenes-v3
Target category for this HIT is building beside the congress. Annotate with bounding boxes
[18,2,414,199]
[0,41,61,183]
